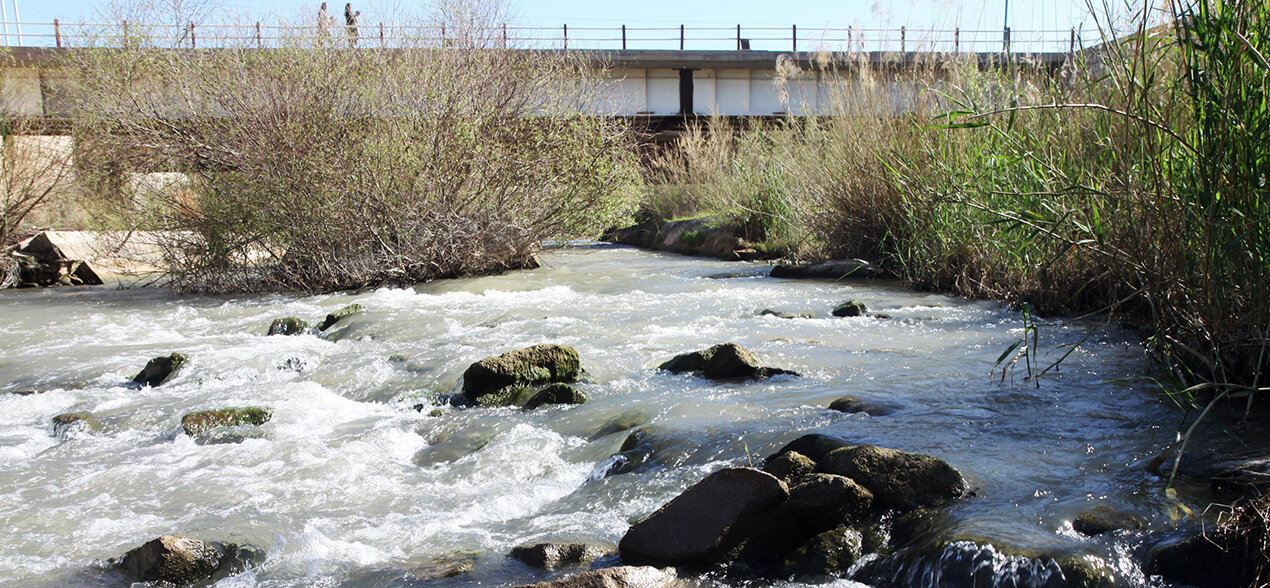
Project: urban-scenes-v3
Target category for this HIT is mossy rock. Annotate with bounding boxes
[462,344,581,407]
[319,304,365,331]
[1054,553,1117,588]
[51,412,101,440]
[818,444,965,511]
[781,527,863,577]
[522,383,588,410]
[762,450,817,485]
[411,552,478,580]
[832,301,867,317]
[132,353,188,388]
[510,542,612,570]
[658,343,798,380]
[267,317,309,336]
[759,309,815,319]
[112,535,262,586]
[181,407,272,437]
[1072,503,1144,536]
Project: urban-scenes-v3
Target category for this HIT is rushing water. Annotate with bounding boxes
[0,244,1204,586]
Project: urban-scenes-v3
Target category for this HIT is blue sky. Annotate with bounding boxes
[4,0,1152,50]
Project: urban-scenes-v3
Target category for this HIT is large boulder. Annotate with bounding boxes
[510,542,612,570]
[112,535,259,585]
[462,344,581,407]
[781,527,864,577]
[770,259,884,280]
[181,407,272,437]
[762,451,817,485]
[764,434,853,467]
[828,396,899,416]
[831,301,867,317]
[619,467,789,565]
[818,445,965,511]
[785,473,874,531]
[132,353,188,388]
[515,565,679,588]
[658,343,798,381]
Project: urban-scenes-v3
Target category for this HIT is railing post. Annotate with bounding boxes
[54,18,61,48]
[954,27,959,53]
[679,24,684,50]
[1003,26,1010,53]
[900,26,905,53]
[190,21,196,48]
[502,23,507,47]
[256,22,262,48]
[736,24,740,50]
[563,24,567,49]
[621,24,626,50]
[122,19,128,44]
[380,22,386,46]
[441,23,446,47]
[847,26,852,52]
[792,24,797,52]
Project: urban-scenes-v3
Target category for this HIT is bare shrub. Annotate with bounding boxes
[64,2,640,292]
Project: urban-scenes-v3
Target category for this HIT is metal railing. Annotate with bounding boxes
[3,20,1096,54]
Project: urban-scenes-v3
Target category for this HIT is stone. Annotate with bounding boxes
[132,353,188,387]
[522,383,587,410]
[770,259,883,280]
[112,535,259,585]
[759,309,814,319]
[462,344,581,407]
[1054,553,1117,588]
[619,467,789,565]
[818,445,965,511]
[510,542,612,569]
[1072,504,1143,536]
[267,317,309,336]
[589,411,649,440]
[786,473,874,531]
[411,552,478,580]
[1147,534,1236,587]
[181,407,272,437]
[658,343,798,381]
[319,304,365,331]
[514,565,679,588]
[781,527,864,577]
[828,396,899,416]
[762,451,816,485]
[51,412,101,440]
[831,301,867,317]
[765,434,853,467]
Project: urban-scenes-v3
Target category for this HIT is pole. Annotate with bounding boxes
[501,23,506,47]
[1069,27,1075,54]
[792,24,796,52]
[736,24,740,50]
[1,0,9,46]
[954,27,959,53]
[679,24,684,50]
[13,0,21,45]
[256,21,262,48]
[54,18,60,47]
[847,26,852,52]
[1003,0,1010,52]
[621,24,626,50]
[900,26,905,53]
[563,23,567,49]
[189,21,195,48]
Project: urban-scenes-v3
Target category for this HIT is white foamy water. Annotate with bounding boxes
[0,245,1196,586]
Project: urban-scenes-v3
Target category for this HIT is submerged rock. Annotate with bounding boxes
[319,304,365,331]
[267,317,309,336]
[515,565,679,588]
[510,542,612,570]
[831,301,868,317]
[411,552,478,580]
[522,383,587,410]
[112,535,261,585]
[619,467,789,565]
[1072,504,1143,536]
[818,445,966,511]
[181,407,272,437]
[759,309,814,319]
[589,411,649,440]
[132,353,188,388]
[658,343,798,381]
[462,344,581,407]
[51,412,101,440]
[828,396,899,416]
[770,259,883,280]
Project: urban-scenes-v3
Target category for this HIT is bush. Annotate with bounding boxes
[64,4,641,292]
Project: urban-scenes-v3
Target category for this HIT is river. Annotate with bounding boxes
[0,244,1201,586]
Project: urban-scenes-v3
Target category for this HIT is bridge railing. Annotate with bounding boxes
[0,20,1096,54]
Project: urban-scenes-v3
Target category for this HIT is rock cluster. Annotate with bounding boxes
[267,303,365,336]
[3,232,105,289]
[617,434,966,577]
[658,343,798,381]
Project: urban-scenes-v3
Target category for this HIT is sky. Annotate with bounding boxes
[2,0,1156,51]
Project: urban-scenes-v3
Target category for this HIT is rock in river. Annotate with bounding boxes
[818,444,966,511]
[515,565,679,588]
[111,534,261,585]
[510,542,612,570]
[770,259,883,280]
[831,300,867,317]
[1072,504,1144,536]
[267,317,310,336]
[658,343,798,381]
[181,407,272,437]
[462,344,582,407]
[132,353,188,388]
[619,467,789,565]
[319,304,365,331]
[522,383,588,410]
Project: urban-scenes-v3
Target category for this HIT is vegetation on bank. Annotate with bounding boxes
[58,3,640,293]
[646,1,1268,397]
